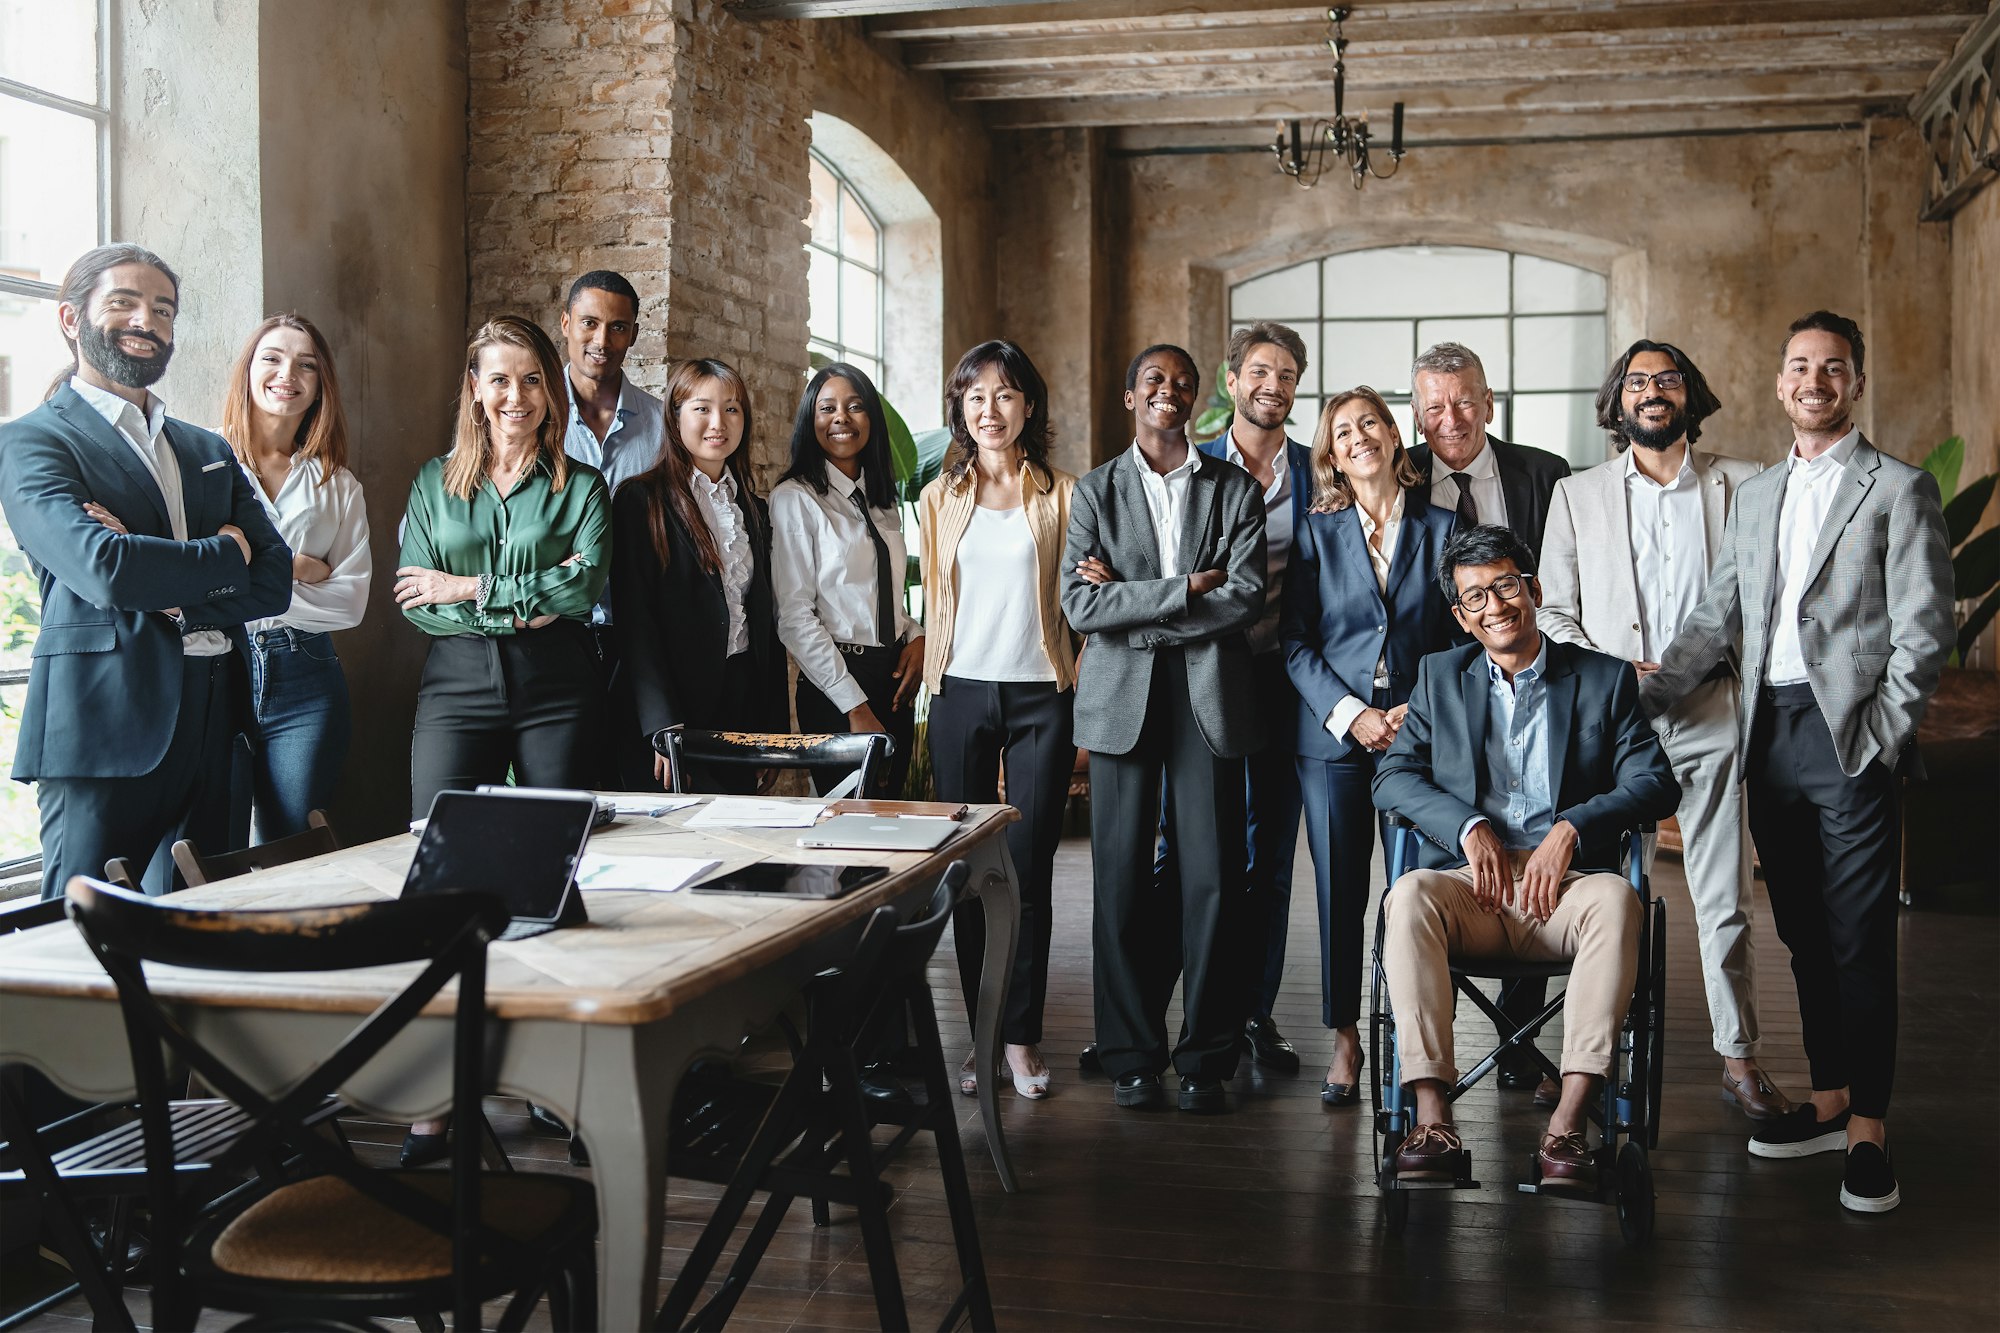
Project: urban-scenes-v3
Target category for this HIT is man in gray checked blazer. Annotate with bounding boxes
[1643,311,1954,1216]
[1063,344,1267,1115]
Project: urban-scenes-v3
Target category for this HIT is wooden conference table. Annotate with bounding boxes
[0,797,1022,1331]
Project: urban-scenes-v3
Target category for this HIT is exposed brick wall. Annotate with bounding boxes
[465,0,811,482]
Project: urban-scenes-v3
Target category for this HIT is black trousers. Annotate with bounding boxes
[927,675,1074,1047]
[409,624,604,819]
[1747,683,1902,1118]
[1089,649,1248,1080]
[37,653,238,899]
[793,644,915,800]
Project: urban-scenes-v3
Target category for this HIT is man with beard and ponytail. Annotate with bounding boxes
[1537,340,1783,1121]
[0,244,291,899]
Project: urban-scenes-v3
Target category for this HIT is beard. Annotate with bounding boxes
[1621,398,1685,452]
[79,319,174,390]
[1238,393,1290,430]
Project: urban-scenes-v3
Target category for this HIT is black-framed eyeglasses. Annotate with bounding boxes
[1621,370,1685,393]
[1456,573,1532,612]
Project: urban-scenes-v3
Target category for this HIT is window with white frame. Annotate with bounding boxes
[0,0,108,869]
[1229,246,1609,468]
[806,149,886,388]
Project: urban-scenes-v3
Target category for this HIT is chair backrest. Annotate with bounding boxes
[102,857,140,892]
[654,725,894,797]
[63,878,513,1332]
[172,809,339,888]
[0,895,65,936]
[812,861,965,1047]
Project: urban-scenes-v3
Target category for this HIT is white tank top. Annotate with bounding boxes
[945,505,1055,682]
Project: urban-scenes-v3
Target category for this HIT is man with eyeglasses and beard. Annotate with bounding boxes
[0,243,290,900]
[1536,341,1784,1123]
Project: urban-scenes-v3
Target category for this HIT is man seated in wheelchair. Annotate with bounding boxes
[1370,524,1679,1193]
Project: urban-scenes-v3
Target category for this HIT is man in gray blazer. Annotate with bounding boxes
[1063,344,1266,1114]
[1540,340,1783,1120]
[1643,311,1953,1214]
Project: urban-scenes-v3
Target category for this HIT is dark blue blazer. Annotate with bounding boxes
[1195,430,1312,540]
[1371,638,1679,874]
[0,385,292,780]
[1281,493,1457,762]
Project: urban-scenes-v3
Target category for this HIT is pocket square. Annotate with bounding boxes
[201,459,229,473]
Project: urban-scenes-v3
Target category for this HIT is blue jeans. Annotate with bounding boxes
[230,628,351,844]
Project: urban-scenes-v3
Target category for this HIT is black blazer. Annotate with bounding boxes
[1370,637,1678,874]
[609,479,788,746]
[1407,435,1571,561]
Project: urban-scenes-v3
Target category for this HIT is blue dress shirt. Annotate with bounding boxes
[1460,636,1554,851]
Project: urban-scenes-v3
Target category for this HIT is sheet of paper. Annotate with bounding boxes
[683,797,826,829]
[574,854,720,894]
[609,796,701,817]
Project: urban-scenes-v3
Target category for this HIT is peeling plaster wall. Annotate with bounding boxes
[260,0,469,839]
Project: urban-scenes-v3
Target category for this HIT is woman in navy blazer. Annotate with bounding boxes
[1281,385,1458,1105]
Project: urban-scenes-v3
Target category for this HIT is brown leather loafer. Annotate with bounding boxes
[1722,1068,1792,1121]
[1536,1130,1598,1193]
[1394,1123,1465,1180]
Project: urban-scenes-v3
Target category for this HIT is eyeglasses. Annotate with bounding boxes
[1456,573,1531,612]
[1621,370,1685,393]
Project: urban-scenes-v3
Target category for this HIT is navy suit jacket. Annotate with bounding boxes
[0,385,292,780]
[1407,435,1571,561]
[1194,430,1312,544]
[1281,494,1458,762]
[1370,637,1678,874]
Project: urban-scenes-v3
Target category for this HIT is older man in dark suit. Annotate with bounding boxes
[0,244,291,898]
[1373,524,1678,1194]
[1063,344,1266,1115]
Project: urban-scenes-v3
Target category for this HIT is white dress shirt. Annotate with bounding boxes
[1225,433,1293,656]
[1767,427,1861,686]
[1429,436,1507,529]
[1130,439,1199,578]
[238,456,372,636]
[1623,448,1709,661]
[69,376,230,657]
[691,469,753,656]
[947,505,1056,682]
[562,376,664,495]
[769,471,921,712]
[1327,490,1405,740]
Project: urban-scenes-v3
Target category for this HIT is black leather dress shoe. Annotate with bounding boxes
[1177,1076,1227,1114]
[527,1103,571,1137]
[1079,1043,1103,1074]
[1113,1073,1164,1109]
[1497,1057,1538,1090]
[1243,1016,1301,1073]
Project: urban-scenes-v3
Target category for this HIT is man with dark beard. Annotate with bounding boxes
[1536,340,1782,1117]
[0,243,290,898]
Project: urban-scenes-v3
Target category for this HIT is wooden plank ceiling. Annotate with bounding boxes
[738,0,1990,144]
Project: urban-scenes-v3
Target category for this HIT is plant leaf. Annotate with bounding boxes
[883,396,917,487]
[1943,474,1996,549]
[900,427,954,503]
[1921,435,1964,504]
[1192,406,1233,442]
[1952,525,2000,602]
[1957,585,2000,664]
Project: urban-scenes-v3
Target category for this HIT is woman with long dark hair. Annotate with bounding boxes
[1282,385,1457,1105]
[917,340,1078,1099]
[217,314,371,841]
[770,362,925,796]
[611,358,787,791]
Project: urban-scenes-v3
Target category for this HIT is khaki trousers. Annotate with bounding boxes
[1383,855,1641,1083]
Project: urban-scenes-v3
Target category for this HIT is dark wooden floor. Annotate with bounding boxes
[22,834,2000,1331]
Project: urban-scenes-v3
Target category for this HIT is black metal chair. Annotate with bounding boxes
[655,862,992,1333]
[652,725,893,798]
[63,877,598,1332]
[170,809,339,888]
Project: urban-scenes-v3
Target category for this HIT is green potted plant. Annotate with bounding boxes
[1919,436,1998,666]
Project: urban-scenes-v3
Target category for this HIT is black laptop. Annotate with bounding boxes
[401,789,595,941]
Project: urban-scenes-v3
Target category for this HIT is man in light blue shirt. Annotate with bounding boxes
[560,269,664,502]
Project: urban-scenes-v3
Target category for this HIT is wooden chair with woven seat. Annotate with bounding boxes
[656,861,993,1333]
[652,724,893,798]
[63,877,598,1333]
[170,809,339,888]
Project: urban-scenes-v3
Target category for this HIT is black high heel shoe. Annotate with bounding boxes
[399,1127,451,1167]
[1321,1050,1365,1106]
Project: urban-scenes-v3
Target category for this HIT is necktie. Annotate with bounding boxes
[1453,474,1479,529]
[851,489,897,648]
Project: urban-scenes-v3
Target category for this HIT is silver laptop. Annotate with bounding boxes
[796,814,958,852]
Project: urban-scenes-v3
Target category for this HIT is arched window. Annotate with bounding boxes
[807,149,885,389]
[1229,246,1608,467]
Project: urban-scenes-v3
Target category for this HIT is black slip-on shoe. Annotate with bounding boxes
[1839,1141,1900,1214]
[1748,1104,1851,1159]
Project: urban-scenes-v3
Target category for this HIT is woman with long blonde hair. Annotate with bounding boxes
[610,357,787,792]
[217,313,372,842]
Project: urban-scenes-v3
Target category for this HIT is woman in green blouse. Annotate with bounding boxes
[396,314,611,818]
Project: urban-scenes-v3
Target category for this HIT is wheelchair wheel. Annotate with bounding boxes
[1380,1143,1409,1235]
[1615,1142,1655,1247]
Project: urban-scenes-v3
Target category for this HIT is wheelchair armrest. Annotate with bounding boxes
[1384,813,1414,830]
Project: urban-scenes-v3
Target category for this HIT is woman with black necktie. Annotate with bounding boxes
[770,363,925,797]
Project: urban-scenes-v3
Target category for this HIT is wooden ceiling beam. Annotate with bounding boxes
[1106,105,1880,152]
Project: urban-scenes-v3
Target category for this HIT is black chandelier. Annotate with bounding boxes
[1272,7,1406,190]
